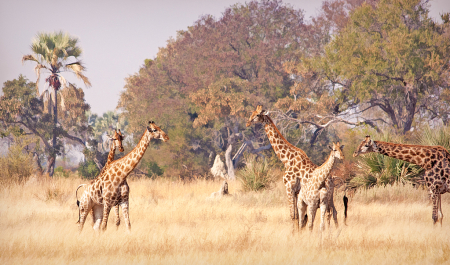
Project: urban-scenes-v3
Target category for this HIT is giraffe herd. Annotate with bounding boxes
[76,106,449,233]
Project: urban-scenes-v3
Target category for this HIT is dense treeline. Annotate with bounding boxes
[118,0,450,183]
[1,0,449,188]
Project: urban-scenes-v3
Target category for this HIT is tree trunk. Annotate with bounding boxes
[225,144,236,180]
[403,83,417,134]
[48,89,58,176]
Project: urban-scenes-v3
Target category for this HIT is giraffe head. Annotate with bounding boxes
[147,121,169,142]
[107,129,125,152]
[328,141,345,159]
[246,105,269,127]
[353,135,378,157]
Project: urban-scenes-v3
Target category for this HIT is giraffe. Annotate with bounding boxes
[300,142,345,231]
[76,129,125,225]
[353,135,450,225]
[77,121,169,232]
[246,105,344,232]
[104,129,131,229]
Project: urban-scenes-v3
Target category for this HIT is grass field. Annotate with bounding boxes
[0,176,449,264]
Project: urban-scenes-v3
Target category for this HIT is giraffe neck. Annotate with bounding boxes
[105,141,116,166]
[374,141,430,168]
[112,130,153,183]
[312,150,336,188]
[263,116,309,167]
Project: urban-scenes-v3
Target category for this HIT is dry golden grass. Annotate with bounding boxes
[0,176,449,264]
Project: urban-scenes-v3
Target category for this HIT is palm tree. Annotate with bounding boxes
[22,31,91,176]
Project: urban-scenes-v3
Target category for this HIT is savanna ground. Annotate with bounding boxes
[0,176,449,265]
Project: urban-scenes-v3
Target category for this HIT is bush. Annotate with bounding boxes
[238,155,275,192]
[0,139,35,184]
[54,166,72,178]
[146,161,164,178]
[77,160,100,179]
[415,125,450,150]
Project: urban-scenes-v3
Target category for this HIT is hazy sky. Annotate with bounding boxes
[1,0,449,115]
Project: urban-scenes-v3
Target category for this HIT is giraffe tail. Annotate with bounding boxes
[343,195,348,226]
[76,184,87,224]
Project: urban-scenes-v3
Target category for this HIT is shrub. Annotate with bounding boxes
[415,125,450,150]
[146,161,164,178]
[77,160,100,179]
[54,166,71,178]
[238,155,275,192]
[0,139,35,184]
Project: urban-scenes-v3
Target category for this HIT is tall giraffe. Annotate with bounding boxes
[246,105,344,232]
[76,129,124,226]
[353,135,450,225]
[77,121,169,232]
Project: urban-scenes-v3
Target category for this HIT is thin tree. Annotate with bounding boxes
[22,31,91,176]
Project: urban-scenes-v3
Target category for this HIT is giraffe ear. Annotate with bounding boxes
[340,145,345,150]
[328,145,332,150]
[263,110,269,116]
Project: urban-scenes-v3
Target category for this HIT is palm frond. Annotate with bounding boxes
[58,75,68,89]
[34,64,48,95]
[60,93,66,111]
[22,54,38,64]
[65,62,91,87]
[41,89,50,114]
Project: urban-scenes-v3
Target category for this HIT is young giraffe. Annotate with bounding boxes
[353,135,450,225]
[77,121,169,232]
[76,129,128,228]
[300,142,345,231]
[246,105,344,232]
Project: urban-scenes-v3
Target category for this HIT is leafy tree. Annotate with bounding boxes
[119,0,309,178]
[22,31,91,175]
[0,75,90,175]
[315,0,450,133]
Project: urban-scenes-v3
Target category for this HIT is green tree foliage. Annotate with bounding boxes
[316,0,450,133]
[22,31,91,175]
[0,76,90,175]
[77,159,100,179]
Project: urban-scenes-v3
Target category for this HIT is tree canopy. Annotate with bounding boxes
[0,75,90,173]
[315,0,450,133]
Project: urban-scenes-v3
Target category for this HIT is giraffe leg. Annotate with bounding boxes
[319,188,327,231]
[431,192,439,225]
[307,204,318,232]
[286,184,299,233]
[114,205,120,228]
[438,193,443,226]
[92,204,103,231]
[332,204,338,228]
[100,203,113,231]
[78,197,93,233]
[121,201,131,231]
[299,200,308,229]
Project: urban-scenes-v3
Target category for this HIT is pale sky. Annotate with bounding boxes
[1,0,449,115]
